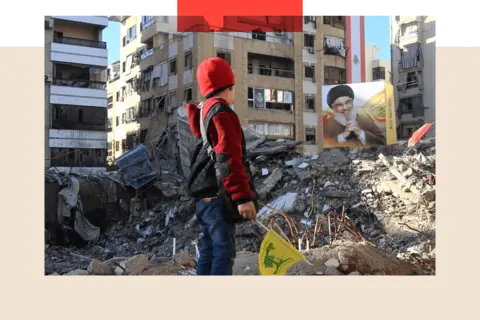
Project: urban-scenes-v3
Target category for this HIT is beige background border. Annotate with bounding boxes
[0,47,476,319]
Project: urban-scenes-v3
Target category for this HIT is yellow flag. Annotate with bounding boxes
[258,229,306,276]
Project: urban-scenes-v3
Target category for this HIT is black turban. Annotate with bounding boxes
[327,84,355,108]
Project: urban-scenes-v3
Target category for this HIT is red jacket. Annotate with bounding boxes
[186,98,254,202]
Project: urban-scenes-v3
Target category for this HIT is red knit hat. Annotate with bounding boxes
[196,57,235,98]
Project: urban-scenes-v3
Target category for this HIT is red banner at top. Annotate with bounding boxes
[177,0,304,32]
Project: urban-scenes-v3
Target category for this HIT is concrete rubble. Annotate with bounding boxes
[45,128,436,276]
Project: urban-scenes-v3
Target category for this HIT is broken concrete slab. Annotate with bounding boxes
[233,251,260,275]
[257,192,298,219]
[325,190,352,198]
[88,259,113,275]
[123,254,148,275]
[173,250,196,269]
[319,149,350,168]
[258,168,284,199]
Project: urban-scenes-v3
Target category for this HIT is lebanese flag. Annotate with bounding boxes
[408,123,434,147]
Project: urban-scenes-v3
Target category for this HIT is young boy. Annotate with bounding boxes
[186,57,257,275]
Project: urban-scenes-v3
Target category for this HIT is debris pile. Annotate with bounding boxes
[45,131,435,276]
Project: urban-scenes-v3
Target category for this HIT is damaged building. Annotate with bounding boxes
[106,16,366,157]
[45,16,110,173]
[391,16,436,139]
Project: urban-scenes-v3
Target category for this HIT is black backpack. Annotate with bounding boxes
[186,101,258,224]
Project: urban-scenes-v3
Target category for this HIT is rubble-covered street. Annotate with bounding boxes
[45,129,435,276]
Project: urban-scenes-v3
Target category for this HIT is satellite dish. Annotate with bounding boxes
[177,106,187,118]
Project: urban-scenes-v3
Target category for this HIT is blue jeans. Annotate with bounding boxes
[196,197,236,275]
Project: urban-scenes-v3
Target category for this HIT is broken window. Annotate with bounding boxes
[252,30,266,41]
[184,87,192,102]
[400,95,425,117]
[304,65,315,79]
[305,95,315,111]
[304,34,315,48]
[324,66,346,85]
[169,58,177,75]
[406,71,419,88]
[373,67,386,80]
[184,51,192,69]
[217,51,231,65]
[152,77,159,88]
[401,22,418,36]
[305,127,316,144]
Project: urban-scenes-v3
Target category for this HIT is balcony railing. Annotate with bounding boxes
[51,120,107,131]
[249,66,294,78]
[52,78,107,90]
[140,18,155,32]
[53,36,107,49]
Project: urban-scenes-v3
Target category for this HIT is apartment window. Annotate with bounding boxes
[128,25,137,42]
[305,128,316,145]
[122,61,126,73]
[252,30,266,41]
[142,70,152,90]
[115,141,120,151]
[323,16,345,28]
[107,118,112,129]
[217,51,231,65]
[169,92,178,107]
[108,96,113,104]
[116,91,120,101]
[169,58,177,75]
[304,65,315,79]
[248,63,253,74]
[184,51,192,69]
[155,96,165,110]
[248,87,294,111]
[142,16,154,30]
[304,16,316,24]
[107,142,112,150]
[116,116,119,126]
[122,36,126,47]
[373,67,386,81]
[305,96,315,111]
[304,34,315,48]
[121,86,126,100]
[152,77,159,88]
[122,113,126,124]
[406,71,419,88]
[121,139,127,151]
[78,109,83,123]
[324,66,346,85]
[184,87,193,102]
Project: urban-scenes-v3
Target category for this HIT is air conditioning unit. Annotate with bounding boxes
[44,20,53,29]
[45,74,52,83]
[275,29,284,36]
[308,47,315,54]
[166,105,173,114]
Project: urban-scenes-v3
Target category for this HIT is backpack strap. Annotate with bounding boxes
[199,102,234,161]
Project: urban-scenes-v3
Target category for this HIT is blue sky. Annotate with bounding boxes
[103,16,391,64]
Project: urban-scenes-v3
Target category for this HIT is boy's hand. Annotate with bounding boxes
[238,201,257,221]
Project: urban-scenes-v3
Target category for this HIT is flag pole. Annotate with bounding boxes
[255,220,270,232]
